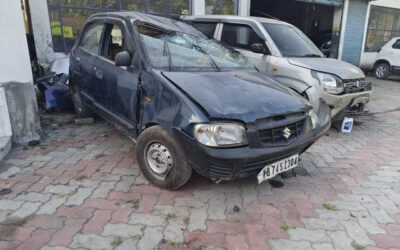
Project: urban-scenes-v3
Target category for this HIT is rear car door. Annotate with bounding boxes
[219,23,271,71]
[391,39,400,68]
[71,22,105,102]
[96,19,140,136]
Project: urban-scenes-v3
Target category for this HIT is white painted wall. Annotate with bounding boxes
[0,0,33,84]
[238,0,251,16]
[338,0,349,60]
[0,0,33,138]
[192,0,205,15]
[0,88,12,137]
[360,0,400,69]
[29,0,55,68]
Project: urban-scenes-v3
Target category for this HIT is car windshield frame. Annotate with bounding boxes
[262,23,323,58]
[137,24,255,72]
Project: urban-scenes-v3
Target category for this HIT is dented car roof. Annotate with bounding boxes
[89,11,206,38]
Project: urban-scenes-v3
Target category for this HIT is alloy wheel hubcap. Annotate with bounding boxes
[146,142,173,175]
[376,66,386,77]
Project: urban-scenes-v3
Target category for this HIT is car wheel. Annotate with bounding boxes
[136,125,192,190]
[375,62,390,79]
[72,87,92,118]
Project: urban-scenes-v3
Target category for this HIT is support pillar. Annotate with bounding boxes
[0,0,41,145]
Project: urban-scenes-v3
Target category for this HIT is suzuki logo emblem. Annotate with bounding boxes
[283,127,292,139]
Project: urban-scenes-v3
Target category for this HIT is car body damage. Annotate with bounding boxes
[69,11,331,189]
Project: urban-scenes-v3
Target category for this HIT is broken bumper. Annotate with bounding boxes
[172,119,330,181]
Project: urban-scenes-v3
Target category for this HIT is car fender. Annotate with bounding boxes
[374,58,391,68]
[137,70,209,138]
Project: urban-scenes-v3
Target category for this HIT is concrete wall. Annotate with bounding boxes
[0,88,12,138]
[238,0,251,16]
[29,0,55,69]
[192,0,205,15]
[360,0,400,70]
[0,0,41,145]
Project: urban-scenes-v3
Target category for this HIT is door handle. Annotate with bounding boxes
[76,56,81,62]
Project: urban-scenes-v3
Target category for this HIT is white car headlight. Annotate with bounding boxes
[194,122,247,147]
[312,71,343,94]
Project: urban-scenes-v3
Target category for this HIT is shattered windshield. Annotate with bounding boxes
[138,25,254,71]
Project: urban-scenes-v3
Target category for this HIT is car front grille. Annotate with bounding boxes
[343,78,368,93]
[258,118,306,146]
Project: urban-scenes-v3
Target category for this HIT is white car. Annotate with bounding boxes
[374,37,400,79]
[182,15,372,118]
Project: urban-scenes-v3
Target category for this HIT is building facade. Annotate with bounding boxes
[360,0,400,69]
[28,0,380,69]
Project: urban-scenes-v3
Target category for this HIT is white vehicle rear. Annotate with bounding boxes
[374,37,400,79]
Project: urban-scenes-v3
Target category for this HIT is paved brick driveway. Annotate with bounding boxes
[1,77,400,250]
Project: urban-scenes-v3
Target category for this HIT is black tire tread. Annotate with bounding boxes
[136,125,192,190]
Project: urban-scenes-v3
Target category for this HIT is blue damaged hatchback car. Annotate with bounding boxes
[69,12,331,190]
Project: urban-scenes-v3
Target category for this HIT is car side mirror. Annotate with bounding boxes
[250,43,268,54]
[115,51,131,67]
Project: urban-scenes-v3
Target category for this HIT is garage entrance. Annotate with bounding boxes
[250,0,343,58]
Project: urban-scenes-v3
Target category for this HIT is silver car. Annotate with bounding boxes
[182,15,372,118]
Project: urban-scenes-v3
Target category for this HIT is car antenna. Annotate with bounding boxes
[253,10,281,21]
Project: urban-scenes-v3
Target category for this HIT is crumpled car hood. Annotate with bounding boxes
[288,58,365,80]
[162,71,309,123]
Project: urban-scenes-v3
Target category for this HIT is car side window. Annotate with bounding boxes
[102,23,126,61]
[392,40,400,49]
[221,24,264,51]
[192,22,217,39]
[80,23,104,54]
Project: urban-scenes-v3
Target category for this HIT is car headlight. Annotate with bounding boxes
[312,71,343,94]
[194,122,247,147]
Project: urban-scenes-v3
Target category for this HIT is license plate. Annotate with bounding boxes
[257,154,299,184]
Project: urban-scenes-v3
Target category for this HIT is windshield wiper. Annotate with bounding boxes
[192,44,221,72]
[301,53,321,58]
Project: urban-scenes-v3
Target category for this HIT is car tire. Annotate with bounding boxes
[375,62,390,80]
[136,125,192,190]
[72,87,92,118]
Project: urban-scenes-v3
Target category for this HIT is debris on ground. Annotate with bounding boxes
[40,113,76,126]
[74,117,94,125]
[34,55,72,111]
[0,188,12,196]
[28,140,40,147]
[269,179,284,188]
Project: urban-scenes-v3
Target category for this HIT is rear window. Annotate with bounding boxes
[192,22,217,39]
[392,40,400,49]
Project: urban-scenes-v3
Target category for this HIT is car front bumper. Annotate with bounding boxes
[309,82,372,118]
[172,118,330,181]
